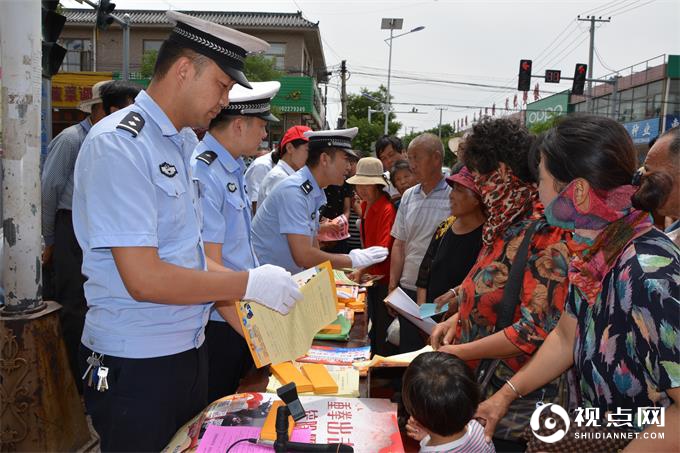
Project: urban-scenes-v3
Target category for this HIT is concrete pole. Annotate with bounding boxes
[340,60,347,128]
[586,17,595,114]
[1,0,44,314]
[384,28,393,135]
[122,13,130,80]
[1,3,92,450]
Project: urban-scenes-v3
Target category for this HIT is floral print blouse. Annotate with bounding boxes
[453,215,571,372]
[566,228,680,426]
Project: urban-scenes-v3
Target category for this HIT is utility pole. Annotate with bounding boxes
[1,1,91,450]
[340,60,347,128]
[436,107,448,139]
[577,15,610,113]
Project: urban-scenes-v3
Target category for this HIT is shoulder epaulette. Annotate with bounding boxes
[300,180,313,195]
[116,112,145,137]
[195,150,218,165]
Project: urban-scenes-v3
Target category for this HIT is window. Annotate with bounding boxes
[59,38,92,72]
[143,40,164,53]
[646,80,664,117]
[632,85,648,121]
[617,88,633,123]
[264,43,286,70]
[668,79,680,117]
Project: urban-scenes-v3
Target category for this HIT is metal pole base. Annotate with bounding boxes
[0,301,92,451]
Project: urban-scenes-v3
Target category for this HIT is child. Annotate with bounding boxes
[402,352,494,453]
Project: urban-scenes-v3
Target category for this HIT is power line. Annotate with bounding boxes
[603,0,644,16]
[594,45,618,73]
[578,0,623,17]
[611,0,657,16]
[349,70,563,95]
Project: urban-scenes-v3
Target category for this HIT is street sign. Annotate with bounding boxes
[544,69,561,83]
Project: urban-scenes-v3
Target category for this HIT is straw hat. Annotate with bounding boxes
[346,157,388,187]
[78,80,111,113]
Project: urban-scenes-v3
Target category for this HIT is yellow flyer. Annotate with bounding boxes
[236,261,338,368]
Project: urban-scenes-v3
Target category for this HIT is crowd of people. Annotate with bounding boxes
[36,10,679,453]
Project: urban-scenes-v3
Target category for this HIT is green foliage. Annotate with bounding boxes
[346,86,401,156]
[527,113,561,134]
[140,50,158,79]
[403,124,460,168]
[244,54,284,82]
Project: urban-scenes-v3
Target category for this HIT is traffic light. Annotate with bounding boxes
[572,63,588,96]
[518,59,532,91]
[42,0,67,78]
[96,0,116,30]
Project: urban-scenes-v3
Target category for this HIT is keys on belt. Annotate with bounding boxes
[82,351,109,392]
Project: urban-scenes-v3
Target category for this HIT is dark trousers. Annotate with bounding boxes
[367,284,396,357]
[397,287,427,353]
[205,320,254,403]
[79,343,208,452]
[54,209,87,393]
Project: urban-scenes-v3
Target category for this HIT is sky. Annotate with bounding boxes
[62,0,680,135]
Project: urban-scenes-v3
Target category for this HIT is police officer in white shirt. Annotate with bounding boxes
[72,12,301,451]
[191,81,280,402]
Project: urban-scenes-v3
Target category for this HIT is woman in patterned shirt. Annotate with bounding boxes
[476,114,680,452]
[430,118,571,451]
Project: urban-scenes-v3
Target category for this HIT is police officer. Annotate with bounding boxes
[191,81,280,403]
[72,12,301,451]
[252,128,390,273]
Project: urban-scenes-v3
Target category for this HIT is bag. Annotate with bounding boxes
[475,220,567,442]
[476,220,540,391]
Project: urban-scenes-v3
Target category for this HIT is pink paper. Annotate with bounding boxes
[196,425,312,453]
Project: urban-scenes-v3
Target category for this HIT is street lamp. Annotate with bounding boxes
[381,18,425,135]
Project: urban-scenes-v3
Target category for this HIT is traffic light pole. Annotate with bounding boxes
[77,0,131,80]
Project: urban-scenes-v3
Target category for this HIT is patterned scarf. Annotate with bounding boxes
[544,180,653,304]
[475,169,537,246]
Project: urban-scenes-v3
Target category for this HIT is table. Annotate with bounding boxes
[238,311,371,397]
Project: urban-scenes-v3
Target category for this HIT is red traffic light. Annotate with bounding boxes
[518,59,532,92]
[577,64,587,74]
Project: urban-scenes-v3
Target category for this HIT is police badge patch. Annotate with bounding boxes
[300,180,313,194]
[116,112,145,137]
[159,162,177,177]
[227,182,237,193]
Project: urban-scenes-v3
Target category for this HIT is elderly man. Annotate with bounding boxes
[633,126,680,245]
[389,133,451,353]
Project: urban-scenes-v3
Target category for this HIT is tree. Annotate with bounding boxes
[346,86,401,155]
[140,50,158,79]
[403,124,460,168]
[243,54,284,82]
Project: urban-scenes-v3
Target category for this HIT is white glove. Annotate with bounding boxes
[244,264,302,314]
[349,246,389,269]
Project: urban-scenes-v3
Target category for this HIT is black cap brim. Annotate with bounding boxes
[221,65,252,89]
